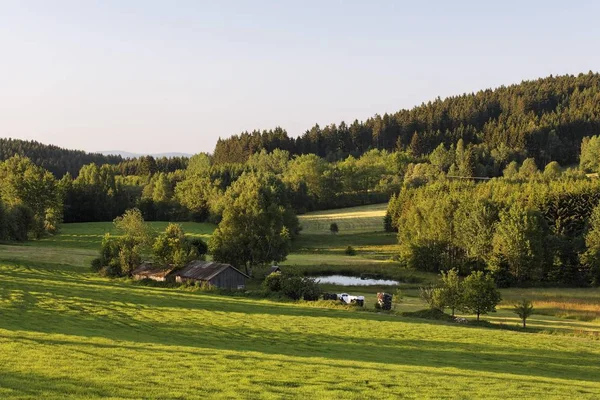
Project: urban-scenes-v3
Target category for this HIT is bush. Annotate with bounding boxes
[188,237,208,257]
[392,288,403,309]
[330,222,339,234]
[301,277,321,301]
[275,274,322,301]
[263,272,284,292]
[99,264,121,278]
[345,246,357,256]
[90,257,103,272]
[7,204,34,241]
[96,233,142,277]
[419,286,445,311]
[281,275,305,300]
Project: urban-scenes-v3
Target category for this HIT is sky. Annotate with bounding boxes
[1,1,600,155]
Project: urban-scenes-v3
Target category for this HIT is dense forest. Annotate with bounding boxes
[0,138,123,177]
[214,72,600,168]
[3,72,600,287]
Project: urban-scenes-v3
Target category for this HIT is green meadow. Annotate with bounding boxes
[1,204,600,398]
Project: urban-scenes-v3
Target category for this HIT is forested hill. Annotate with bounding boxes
[0,138,123,177]
[213,72,600,166]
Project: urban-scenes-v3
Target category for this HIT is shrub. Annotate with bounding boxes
[188,237,208,257]
[281,275,305,300]
[97,233,143,277]
[345,246,356,256]
[99,264,121,278]
[90,257,103,272]
[330,222,339,234]
[419,286,445,311]
[277,275,322,301]
[392,288,403,310]
[7,204,34,241]
[263,272,284,292]
[301,277,321,301]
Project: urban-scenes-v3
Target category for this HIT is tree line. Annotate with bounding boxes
[214,72,600,168]
[57,148,408,224]
[386,173,600,287]
[0,138,123,177]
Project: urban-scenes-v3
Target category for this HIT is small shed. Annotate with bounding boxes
[268,265,281,275]
[131,262,174,282]
[173,260,249,289]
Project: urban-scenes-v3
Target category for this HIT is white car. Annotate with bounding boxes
[338,293,365,306]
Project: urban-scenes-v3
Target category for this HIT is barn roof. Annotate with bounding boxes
[174,260,250,280]
[131,262,173,278]
[269,265,281,273]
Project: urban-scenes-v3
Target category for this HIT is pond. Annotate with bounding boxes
[314,275,399,286]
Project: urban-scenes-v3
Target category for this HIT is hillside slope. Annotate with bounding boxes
[214,72,600,166]
[0,246,599,399]
[0,138,122,177]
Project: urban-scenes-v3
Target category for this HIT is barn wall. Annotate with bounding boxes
[209,267,246,289]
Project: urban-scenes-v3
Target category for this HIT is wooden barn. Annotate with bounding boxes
[173,260,249,289]
[131,262,174,282]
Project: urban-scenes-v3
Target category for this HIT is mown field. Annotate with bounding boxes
[298,203,388,234]
[1,204,600,398]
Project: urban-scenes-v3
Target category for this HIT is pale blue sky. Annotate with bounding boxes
[1,1,599,154]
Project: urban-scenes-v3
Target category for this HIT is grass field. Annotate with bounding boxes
[1,205,600,398]
[298,203,387,234]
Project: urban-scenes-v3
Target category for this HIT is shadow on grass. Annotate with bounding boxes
[1,276,600,385]
[2,303,600,385]
[2,259,600,386]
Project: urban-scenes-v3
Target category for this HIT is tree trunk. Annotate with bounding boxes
[522,319,526,328]
[476,312,480,321]
[451,307,455,317]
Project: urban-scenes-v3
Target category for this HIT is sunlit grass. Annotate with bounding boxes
[1,256,600,399]
[500,288,600,323]
[28,221,216,250]
[298,203,387,234]
[1,205,600,397]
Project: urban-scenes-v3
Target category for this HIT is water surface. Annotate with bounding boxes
[315,275,399,286]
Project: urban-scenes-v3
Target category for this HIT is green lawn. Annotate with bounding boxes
[1,254,600,399]
[298,203,387,234]
[1,205,600,398]
[29,221,216,250]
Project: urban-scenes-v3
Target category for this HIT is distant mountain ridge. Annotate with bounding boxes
[99,150,192,159]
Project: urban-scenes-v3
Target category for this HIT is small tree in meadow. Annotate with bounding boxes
[113,208,154,248]
[392,288,403,310]
[330,222,339,235]
[513,299,534,328]
[461,271,501,321]
[438,268,462,316]
[419,286,445,311]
